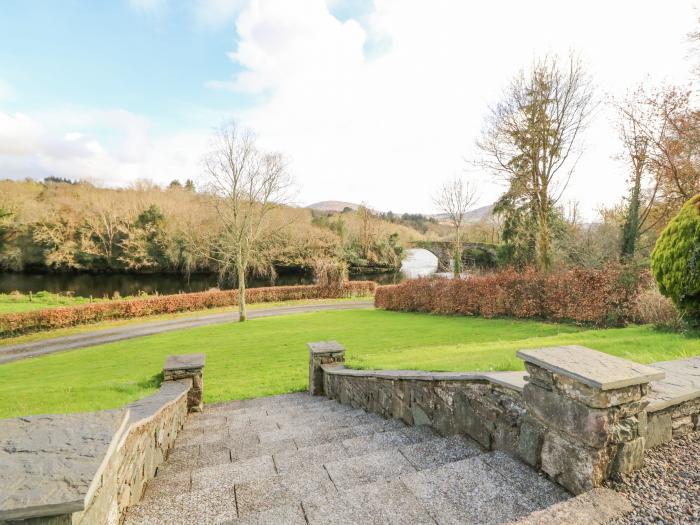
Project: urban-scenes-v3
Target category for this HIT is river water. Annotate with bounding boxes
[0,249,439,297]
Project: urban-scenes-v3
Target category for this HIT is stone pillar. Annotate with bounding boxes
[516,345,664,494]
[308,341,345,396]
[163,353,205,412]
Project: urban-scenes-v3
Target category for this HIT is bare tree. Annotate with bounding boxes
[477,53,594,271]
[612,87,653,259]
[611,84,700,237]
[202,122,293,321]
[356,204,378,261]
[433,177,479,276]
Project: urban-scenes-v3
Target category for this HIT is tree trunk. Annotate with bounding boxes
[453,226,462,277]
[237,263,247,322]
[536,207,551,272]
[620,169,642,260]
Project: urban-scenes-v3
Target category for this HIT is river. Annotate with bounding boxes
[0,249,439,297]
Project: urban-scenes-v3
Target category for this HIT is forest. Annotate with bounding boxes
[0,178,432,279]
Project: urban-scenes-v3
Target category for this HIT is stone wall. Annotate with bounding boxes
[646,398,700,448]
[1,354,205,525]
[71,380,190,525]
[324,368,525,452]
[311,341,672,496]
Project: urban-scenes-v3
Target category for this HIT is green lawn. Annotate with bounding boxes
[0,292,101,313]
[1,309,699,419]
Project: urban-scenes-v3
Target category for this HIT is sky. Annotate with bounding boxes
[0,0,698,218]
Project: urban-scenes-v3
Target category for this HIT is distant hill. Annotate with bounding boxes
[433,203,495,223]
[307,201,360,213]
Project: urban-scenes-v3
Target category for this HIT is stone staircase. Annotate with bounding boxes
[124,392,570,525]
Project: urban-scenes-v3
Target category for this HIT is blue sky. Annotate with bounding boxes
[0,1,250,132]
[0,1,697,215]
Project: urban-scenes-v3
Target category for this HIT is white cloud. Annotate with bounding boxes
[210,0,698,217]
[193,0,247,28]
[0,112,43,155]
[0,108,208,187]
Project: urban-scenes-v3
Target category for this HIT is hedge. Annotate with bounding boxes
[0,281,377,337]
[374,267,643,327]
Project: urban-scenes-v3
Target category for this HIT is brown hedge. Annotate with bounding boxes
[0,281,376,337]
[374,267,643,327]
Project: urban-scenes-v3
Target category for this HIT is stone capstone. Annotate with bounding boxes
[163,353,205,412]
[517,346,665,391]
[0,410,128,521]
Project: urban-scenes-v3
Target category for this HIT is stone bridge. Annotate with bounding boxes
[408,240,499,271]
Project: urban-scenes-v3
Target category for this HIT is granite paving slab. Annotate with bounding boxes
[400,434,483,470]
[125,485,236,525]
[324,449,417,489]
[230,439,298,462]
[349,418,407,437]
[341,425,438,457]
[273,442,349,474]
[293,427,358,448]
[142,470,191,500]
[190,455,276,491]
[401,456,537,525]
[156,445,231,476]
[302,479,435,525]
[235,465,336,516]
[481,451,571,508]
[220,503,307,525]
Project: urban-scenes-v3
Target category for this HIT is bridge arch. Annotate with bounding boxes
[408,241,498,272]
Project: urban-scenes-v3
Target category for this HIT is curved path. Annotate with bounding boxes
[0,300,374,365]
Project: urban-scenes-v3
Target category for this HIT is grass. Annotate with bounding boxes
[0,291,102,313]
[1,309,699,419]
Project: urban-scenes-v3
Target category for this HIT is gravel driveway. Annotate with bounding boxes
[606,431,700,524]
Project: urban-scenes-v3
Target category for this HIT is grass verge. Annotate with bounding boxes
[0,296,372,347]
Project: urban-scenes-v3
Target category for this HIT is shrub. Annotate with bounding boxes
[311,258,349,289]
[375,266,644,327]
[0,282,376,337]
[651,194,700,323]
[632,286,684,331]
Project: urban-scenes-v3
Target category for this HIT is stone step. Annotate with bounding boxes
[399,434,484,471]
[400,453,570,525]
[126,393,573,525]
[301,478,435,525]
[323,448,418,490]
[162,417,415,476]
[256,416,408,449]
[340,425,439,457]
[208,396,345,417]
